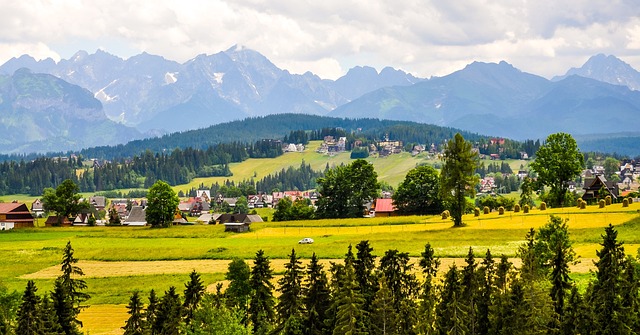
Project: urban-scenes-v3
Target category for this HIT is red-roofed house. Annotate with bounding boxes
[0,203,35,228]
[372,198,397,217]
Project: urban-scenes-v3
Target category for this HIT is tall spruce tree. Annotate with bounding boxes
[145,289,158,334]
[477,249,495,335]
[495,254,512,294]
[122,291,145,335]
[332,260,367,335]
[58,241,89,324]
[370,277,398,335]
[561,287,592,335]
[153,287,182,335]
[225,258,252,325]
[303,253,331,335]
[622,257,640,331]
[536,216,575,319]
[51,278,79,335]
[417,243,440,335]
[439,133,479,226]
[324,262,346,335]
[379,249,419,334]
[354,240,377,315]
[590,224,630,335]
[275,249,305,334]
[436,266,467,335]
[461,247,479,335]
[40,294,64,335]
[518,228,545,281]
[16,280,42,335]
[183,270,205,325]
[248,250,276,335]
[491,279,527,334]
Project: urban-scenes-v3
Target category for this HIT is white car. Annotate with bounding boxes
[298,238,314,244]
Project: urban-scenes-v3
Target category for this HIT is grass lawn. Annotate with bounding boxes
[1,202,639,334]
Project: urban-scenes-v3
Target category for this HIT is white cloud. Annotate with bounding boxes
[0,0,639,79]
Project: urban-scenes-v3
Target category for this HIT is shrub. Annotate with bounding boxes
[540,202,547,210]
[474,207,480,216]
[599,199,605,208]
[605,195,612,206]
[523,204,529,213]
[483,206,490,214]
[514,204,520,213]
[623,199,629,207]
[498,207,505,215]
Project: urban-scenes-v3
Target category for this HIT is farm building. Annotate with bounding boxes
[44,216,73,227]
[124,206,147,226]
[218,214,263,232]
[196,213,221,224]
[371,198,397,217]
[0,203,35,228]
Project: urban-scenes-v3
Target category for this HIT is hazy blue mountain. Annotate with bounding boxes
[0,69,139,153]
[553,54,640,91]
[329,60,640,140]
[331,66,423,101]
[0,46,421,134]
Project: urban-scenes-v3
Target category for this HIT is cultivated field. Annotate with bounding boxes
[1,203,640,334]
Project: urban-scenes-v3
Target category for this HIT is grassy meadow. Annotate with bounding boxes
[172,140,446,193]
[1,202,640,334]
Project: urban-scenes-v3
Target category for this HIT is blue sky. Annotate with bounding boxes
[1,0,639,79]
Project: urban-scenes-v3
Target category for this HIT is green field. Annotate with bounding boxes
[1,202,640,334]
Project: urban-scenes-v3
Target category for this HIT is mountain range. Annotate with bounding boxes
[1,47,640,154]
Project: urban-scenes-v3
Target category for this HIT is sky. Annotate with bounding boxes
[1,0,640,80]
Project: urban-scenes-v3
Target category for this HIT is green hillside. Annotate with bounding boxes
[173,141,438,193]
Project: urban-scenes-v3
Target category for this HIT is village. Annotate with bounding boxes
[2,150,640,233]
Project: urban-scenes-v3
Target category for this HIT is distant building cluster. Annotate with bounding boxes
[316,136,347,155]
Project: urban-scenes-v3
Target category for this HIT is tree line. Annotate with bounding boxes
[119,220,640,335]
[6,219,637,334]
[0,140,281,196]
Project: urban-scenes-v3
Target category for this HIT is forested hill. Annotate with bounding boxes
[77,114,485,160]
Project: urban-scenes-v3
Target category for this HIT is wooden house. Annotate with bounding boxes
[44,216,73,227]
[582,174,619,203]
[0,203,34,228]
[218,214,263,232]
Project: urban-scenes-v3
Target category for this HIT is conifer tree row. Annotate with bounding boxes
[9,219,640,335]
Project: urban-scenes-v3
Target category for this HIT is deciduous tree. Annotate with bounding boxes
[392,165,443,215]
[530,132,583,207]
[42,179,89,226]
[315,159,380,218]
[146,180,179,228]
